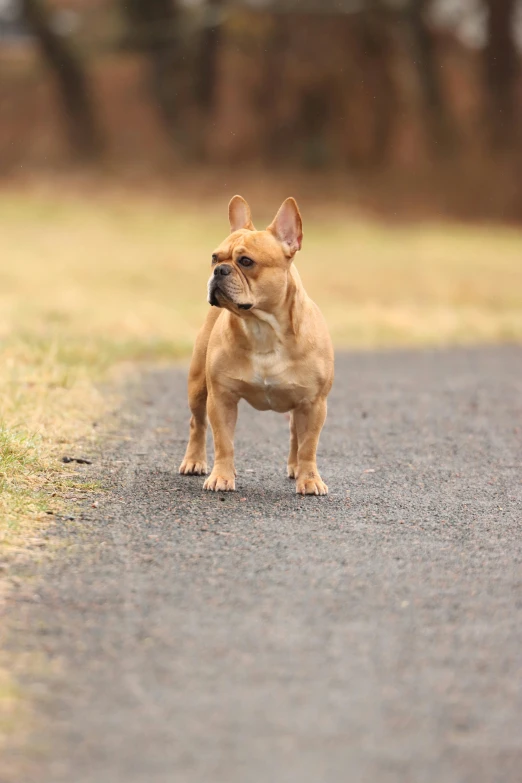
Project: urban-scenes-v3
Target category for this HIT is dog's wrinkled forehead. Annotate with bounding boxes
[214,229,284,266]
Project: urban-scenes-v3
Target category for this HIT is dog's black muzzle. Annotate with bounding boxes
[208,274,253,310]
[208,282,221,307]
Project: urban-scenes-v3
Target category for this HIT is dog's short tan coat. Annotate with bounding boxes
[179,196,334,495]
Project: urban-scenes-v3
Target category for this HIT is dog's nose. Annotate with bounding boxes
[214,264,232,277]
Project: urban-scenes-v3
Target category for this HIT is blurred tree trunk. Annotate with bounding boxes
[484,0,518,150]
[121,0,183,147]
[22,0,102,161]
[407,0,455,156]
[358,4,396,167]
[260,15,292,164]
[298,87,331,168]
[196,0,223,112]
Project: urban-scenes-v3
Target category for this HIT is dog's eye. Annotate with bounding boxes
[238,256,254,268]
[211,254,218,264]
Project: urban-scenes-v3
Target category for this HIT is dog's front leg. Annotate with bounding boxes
[203,390,238,492]
[293,398,328,496]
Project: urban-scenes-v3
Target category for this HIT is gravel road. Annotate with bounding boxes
[3,347,522,783]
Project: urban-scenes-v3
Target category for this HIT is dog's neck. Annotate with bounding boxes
[237,266,305,352]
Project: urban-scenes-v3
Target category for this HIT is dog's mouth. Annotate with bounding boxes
[208,285,252,311]
[209,286,221,307]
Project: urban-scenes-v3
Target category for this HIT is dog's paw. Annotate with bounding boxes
[179,458,208,475]
[287,464,298,479]
[296,473,328,496]
[203,472,235,492]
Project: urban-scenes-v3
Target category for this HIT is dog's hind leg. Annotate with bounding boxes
[287,411,298,479]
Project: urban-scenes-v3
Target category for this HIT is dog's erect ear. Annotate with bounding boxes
[267,197,303,256]
[228,195,255,232]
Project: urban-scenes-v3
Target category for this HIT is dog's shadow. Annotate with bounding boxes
[132,465,332,521]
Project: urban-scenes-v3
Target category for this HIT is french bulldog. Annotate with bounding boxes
[179,195,334,495]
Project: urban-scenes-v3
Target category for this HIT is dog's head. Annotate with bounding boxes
[207,196,303,313]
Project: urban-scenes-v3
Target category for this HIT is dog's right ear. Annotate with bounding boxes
[228,195,255,232]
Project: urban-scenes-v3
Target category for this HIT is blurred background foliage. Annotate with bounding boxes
[0,0,521,220]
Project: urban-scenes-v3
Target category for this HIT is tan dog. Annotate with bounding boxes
[179,196,334,495]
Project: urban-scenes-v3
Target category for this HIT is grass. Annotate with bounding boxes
[0,337,107,545]
[0,184,521,542]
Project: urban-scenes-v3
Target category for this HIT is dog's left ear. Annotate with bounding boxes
[267,198,303,257]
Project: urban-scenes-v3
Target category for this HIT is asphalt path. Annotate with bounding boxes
[3,347,522,783]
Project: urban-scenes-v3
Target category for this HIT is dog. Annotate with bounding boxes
[179,195,334,495]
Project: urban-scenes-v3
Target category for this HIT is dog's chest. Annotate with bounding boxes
[235,317,308,412]
[242,348,301,412]
[251,349,285,389]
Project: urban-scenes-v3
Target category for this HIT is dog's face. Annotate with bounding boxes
[207,196,303,313]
